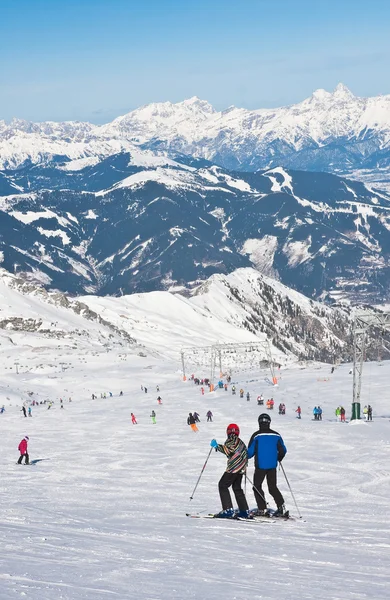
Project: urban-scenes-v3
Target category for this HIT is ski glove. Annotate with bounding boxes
[210,439,218,448]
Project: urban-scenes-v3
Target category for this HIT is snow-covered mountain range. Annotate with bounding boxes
[1,153,390,303]
[1,84,390,187]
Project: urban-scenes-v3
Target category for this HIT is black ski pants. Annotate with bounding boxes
[218,472,249,511]
[207,416,212,422]
[18,453,29,465]
[253,468,284,510]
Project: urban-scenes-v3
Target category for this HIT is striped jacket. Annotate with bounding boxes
[216,436,248,474]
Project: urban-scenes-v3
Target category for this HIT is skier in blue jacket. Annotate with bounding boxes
[247,413,287,516]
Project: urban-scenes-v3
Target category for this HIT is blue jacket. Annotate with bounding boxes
[247,427,287,470]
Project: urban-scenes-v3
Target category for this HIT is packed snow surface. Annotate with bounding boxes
[1,324,389,599]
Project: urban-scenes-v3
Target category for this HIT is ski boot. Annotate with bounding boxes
[273,504,288,518]
[237,509,254,520]
[214,508,235,519]
[251,508,268,517]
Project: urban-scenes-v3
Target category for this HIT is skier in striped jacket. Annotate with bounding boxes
[210,424,250,519]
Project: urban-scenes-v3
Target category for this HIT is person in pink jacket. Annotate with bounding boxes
[18,436,29,464]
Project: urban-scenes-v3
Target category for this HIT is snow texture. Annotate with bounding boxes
[0,269,389,599]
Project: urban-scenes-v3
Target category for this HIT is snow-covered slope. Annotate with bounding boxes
[2,85,390,185]
[0,266,358,364]
[76,266,382,365]
[1,329,390,599]
[0,269,137,355]
[1,260,389,600]
[189,269,351,361]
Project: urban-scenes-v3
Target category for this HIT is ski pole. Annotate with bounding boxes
[190,447,213,500]
[280,463,302,519]
[244,472,268,507]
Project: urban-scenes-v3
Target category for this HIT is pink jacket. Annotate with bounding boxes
[18,439,28,454]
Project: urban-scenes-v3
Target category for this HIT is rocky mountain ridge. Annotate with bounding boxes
[1,155,390,304]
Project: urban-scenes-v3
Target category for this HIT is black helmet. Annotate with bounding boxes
[258,413,271,426]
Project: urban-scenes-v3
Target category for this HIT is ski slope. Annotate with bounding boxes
[1,344,389,600]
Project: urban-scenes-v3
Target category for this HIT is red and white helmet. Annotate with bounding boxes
[226,423,240,436]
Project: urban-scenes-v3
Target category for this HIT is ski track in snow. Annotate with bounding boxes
[1,350,390,600]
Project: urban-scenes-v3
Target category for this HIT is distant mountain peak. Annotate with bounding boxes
[180,96,215,112]
[332,82,355,100]
[311,88,332,101]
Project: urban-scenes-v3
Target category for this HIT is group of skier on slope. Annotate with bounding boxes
[187,411,214,431]
[130,385,162,424]
[210,413,287,519]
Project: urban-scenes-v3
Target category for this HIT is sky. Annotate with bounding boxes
[1,0,390,123]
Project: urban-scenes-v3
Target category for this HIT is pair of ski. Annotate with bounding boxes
[187,508,293,523]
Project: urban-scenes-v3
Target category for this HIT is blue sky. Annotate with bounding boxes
[1,0,389,123]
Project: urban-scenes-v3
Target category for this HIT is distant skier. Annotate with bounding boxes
[331,366,335,374]
[187,413,198,432]
[206,410,213,422]
[248,413,287,516]
[210,423,250,519]
[335,406,341,421]
[157,396,162,405]
[109,392,112,397]
[224,384,228,391]
[141,385,144,391]
[296,406,301,419]
[367,405,373,421]
[119,391,123,396]
[150,410,156,424]
[193,412,200,423]
[246,392,250,402]
[340,406,346,422]
[201,387,205,395]
[156,385,160,392]
[0,405,5,414]
[21,406,27,418]
[28,406,32,417]
[239,389,244,398]
[266,398,274,410]
[257,394,264,406]
[144,387,148,394]
[131,412,137,424]
[318,406,322,421]
[17,436,29,465]
[232,386,236,396]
